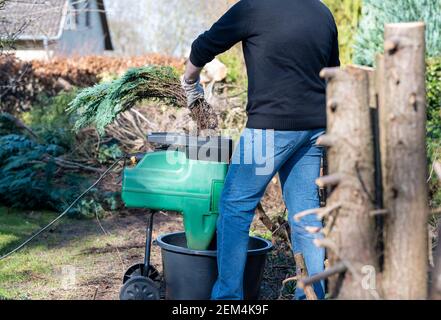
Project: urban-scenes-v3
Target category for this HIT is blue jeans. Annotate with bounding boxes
[211,128,326,300]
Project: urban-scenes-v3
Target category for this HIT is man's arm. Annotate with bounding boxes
[182,60,204,109]
[183,60,203,84]
[182,0,252,107]
[328,28,340,67]
[189,0,252,69]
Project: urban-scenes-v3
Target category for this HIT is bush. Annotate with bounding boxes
[0,90,124,217]
[22,91,79,149]
[0,132,121,217]
[0,134,69,210]
[323,0,362,65]
[218,46,247,86]
[352,1,441,207]
[0,54,184,114]
[354,0,441,66]
[427,57,441,207]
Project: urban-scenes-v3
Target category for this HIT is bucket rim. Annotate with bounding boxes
[156,232,273,257]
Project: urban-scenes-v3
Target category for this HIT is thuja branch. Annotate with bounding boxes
[68,65,218,134]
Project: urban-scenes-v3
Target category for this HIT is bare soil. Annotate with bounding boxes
[72,210,182,300]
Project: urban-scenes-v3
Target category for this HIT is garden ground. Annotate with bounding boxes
[0,206,294,300]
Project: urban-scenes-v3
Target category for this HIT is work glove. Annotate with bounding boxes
[181,76,205,109]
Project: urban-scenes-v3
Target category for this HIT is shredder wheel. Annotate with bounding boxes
[122,263,160,284]
[119,276,160,300]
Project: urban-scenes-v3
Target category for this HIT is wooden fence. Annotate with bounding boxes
[295,22,440,300]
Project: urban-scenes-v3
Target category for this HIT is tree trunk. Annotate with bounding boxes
[319,65,379,299]
[380,22,429,299]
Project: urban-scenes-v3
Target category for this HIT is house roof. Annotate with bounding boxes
[0,0,113,50]
[96,0,113,50]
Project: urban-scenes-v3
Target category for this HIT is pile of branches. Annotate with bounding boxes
[68,65,218,134]
[0,54,184,114]
[0,112,121,216]
[0,133,67,210]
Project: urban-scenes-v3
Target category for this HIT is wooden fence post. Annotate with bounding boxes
[380,22,429,299]
[314,65,379,299]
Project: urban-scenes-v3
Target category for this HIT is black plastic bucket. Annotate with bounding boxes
[156,232,273,300]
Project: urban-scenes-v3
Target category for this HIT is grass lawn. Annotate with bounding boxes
[0,206,128,300]
[0,207,61,299]
[0,206,185,300]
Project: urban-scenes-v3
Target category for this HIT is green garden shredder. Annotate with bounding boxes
[119,132,232,300]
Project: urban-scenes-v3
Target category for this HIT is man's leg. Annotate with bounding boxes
[211,129,296,300]
[278,129,326,300]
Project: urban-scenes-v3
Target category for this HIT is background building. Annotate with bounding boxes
[0,0,113,60]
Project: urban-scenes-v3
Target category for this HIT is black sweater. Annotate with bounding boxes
[190,0,340,131]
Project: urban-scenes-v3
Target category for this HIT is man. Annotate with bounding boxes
[182,0,339,300]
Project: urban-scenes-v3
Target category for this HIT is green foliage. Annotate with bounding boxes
[351,0,441,206]
[354,0,441,66]
[0,113,25,136]
[67,191,122,219]
[22,91,78,149]
[68,65,183,135]
[323,0,362,65]
[218,47,247,86]
[426,57,441,207]
[249,229,272,241]
[0,90,124,217]
[0,133,108,217]
[0,134,67,210]
[427,57,441,158]
[97,141,124,164]
[68,198,105,219]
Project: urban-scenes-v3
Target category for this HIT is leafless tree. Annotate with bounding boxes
[0,0,29,54]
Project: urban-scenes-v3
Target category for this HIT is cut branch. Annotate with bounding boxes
[320,68,339,80]
[294,202,341,222]
[317,203,342,220]
[305,226,321,234]
[316,134,337,147]
[298,262,347,289]
[316,173,342,188]
[369,209,389,217]
[313,238,339,253]
[294,208,319,222]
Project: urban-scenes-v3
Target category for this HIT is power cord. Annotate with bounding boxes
[0,156,126,261]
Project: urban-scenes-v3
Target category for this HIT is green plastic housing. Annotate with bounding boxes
[122,150,227,250]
